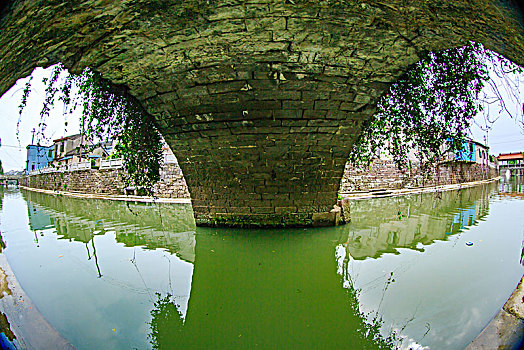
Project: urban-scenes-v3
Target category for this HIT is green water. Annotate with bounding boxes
[0,179,523,349]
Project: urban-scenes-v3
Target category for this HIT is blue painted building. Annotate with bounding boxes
[453,139,477,162]
[26,145,54,172]
[451,139,491,165]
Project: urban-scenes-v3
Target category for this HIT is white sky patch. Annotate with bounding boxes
[469,58,524,155]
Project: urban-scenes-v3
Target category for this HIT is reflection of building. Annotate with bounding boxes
[23,190,196,263]
[498,177,524,199]
[26,145,54,172]
[345,184,493,260]
[26,202,53,231]
[445,204,477,236]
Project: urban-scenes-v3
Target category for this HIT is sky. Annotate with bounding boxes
[468,56,524,155]
[1,59,524,172]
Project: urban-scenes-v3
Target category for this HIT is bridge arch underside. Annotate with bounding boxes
[1,1,524,227]
[157,62,377,227]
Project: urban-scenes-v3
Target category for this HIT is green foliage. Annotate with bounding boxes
[148,293,185,349]
[0,159,3,175]
[20,65,163,196]
[72,68,162,194]
[350,42,489,172]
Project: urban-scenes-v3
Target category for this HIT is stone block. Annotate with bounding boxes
[206,80,246,94]
[272,109,303,119]
[253,90,300,100]
[311,211,337,227]
[313,99,341,110]
[250,206,275,214]
[275,206,298,214]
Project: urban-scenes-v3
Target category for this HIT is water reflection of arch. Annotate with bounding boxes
[149,225,400,349]
[346,183,495,260]
[22,190,196,263]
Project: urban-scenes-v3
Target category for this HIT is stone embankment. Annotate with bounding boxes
[19,160,497,201]
[20,163,190,199]
[340,159,497,193]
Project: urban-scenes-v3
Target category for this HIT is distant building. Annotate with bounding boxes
[51,134,83,166]
[497,152,524,176]
[450,139,491,165]
[51,134,113,167]
[26,144,54,172]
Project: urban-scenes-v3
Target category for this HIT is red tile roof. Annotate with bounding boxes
[497,152,523,161]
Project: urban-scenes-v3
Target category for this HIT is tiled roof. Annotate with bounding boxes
[497,152,523,161]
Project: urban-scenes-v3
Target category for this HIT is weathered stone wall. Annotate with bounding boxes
[20,160,497,199]
[340,160,498,192]
[155,163,190,198]
[20,169,126,194]
[2,0,523,226]
[19,163,190,199]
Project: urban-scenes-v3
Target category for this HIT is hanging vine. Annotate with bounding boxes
[349,42,522,172]
[19,65,162,195]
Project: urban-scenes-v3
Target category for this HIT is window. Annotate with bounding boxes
[60,143,64,152]
[48,150,53,157]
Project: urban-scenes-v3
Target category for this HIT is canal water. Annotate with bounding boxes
[0,179,523,349]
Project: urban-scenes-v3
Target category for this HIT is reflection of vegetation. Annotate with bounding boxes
[22,190,196,262]
[147,284,397,350]
[347,183,495,260]
[0,188,4,252]
[520,239,524,266]
[337,244,400,348]
[347,286,399,349]
[148,293,185,349]
[0,312,15,341]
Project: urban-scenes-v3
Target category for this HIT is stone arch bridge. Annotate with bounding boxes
[1,0,523,227]
[0,175,21,186]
